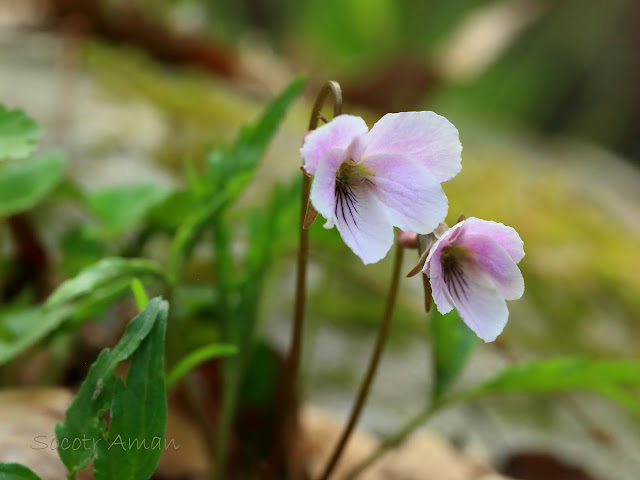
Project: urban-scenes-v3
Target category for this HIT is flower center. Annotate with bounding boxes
[336,159,372,185]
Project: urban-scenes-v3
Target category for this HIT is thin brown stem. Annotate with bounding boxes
[316,241,405,480]
[267,81,342,479]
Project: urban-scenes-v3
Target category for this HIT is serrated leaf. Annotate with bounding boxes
[432,308,477,400]
[0,151,66,217]
[86,184,170,236]
[0,463,43,480]
[0,105,41,160]
[55,298,167,475]
[0,305,73,366]
[45,257,167,311]
[453,357,640,414]
[94,298,168,480]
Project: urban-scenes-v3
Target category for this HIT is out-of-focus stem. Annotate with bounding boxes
[316,242,404,480]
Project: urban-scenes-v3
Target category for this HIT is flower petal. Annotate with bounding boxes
[461,218,524,263]
[359,153,448,235]
[458,234,524,300]
[363,112,462,182]
[300,115,368,176]
[309,149,345,223]
[333,181,394,264]
[449,267,509,343]
[424,226,465,314]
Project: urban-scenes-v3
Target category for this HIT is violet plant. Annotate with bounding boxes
[1,80,640,480]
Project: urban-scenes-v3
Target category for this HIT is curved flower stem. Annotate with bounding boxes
[317,241,405,480]
[343,403,439,480]
[268,81,342,478]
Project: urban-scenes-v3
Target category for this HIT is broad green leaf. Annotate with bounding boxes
[86,184,170,236]
[94,298,168,480]
[0,105,40,160]
[56,298,167,474]
[453,357,640,413]
[431,308,477,400]
[45,257,167,311]
[0,151,66,217]
[166,343,238,390]
[0,463,42,480]
[0,305,73,366]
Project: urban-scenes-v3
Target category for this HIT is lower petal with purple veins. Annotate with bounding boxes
[332,180,394,265]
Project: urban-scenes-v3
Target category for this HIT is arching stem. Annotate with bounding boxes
[269,81,342,478]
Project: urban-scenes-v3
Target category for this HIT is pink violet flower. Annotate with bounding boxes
[423,217,525,342]
[300,112,462,264]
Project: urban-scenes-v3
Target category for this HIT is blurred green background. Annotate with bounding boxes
[1,0,639,478]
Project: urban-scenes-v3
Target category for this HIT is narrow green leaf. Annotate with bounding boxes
[168,196,226,282]
[168,77,306,281]
[166,343,238,390]
[207,76,306,195]
[45,257,167,311]
[55,298,167,475]
[0,305,73,366]
[0,463,43,480]
[0,151,66,217]
[431,308,477,400]
[86,184,170,236]
[452,357,640,414]
[130,278,150,311]
[94,298,168,480]
[0,105,41,160]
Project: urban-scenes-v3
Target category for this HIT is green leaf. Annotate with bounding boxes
[59,226,107,276]
[431,308,477,400]
[86,184,170,236]
[0,463,43,480]
[167,195,227,281]
[147,190,198,231]
[0,305,73,366]
[130,278,150,311]
[453,357,640,413]
[45,257,167,311]
[0,151,66,217]
[168,77,306,281]
[56,298,168,475]
[166,343,238,390]
[94,298,168,480]
[206,76,306,196]
[0,105,41,160]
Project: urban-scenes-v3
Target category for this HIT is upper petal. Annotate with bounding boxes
[332,181,395,264]
[458,234,524,300]
[363,112,462,182]
[300,115,368,176]
[360,153,448,235]
[460,218,524,263]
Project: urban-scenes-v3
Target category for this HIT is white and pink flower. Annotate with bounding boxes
[300,112,462,264]
[424,218,525,342]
